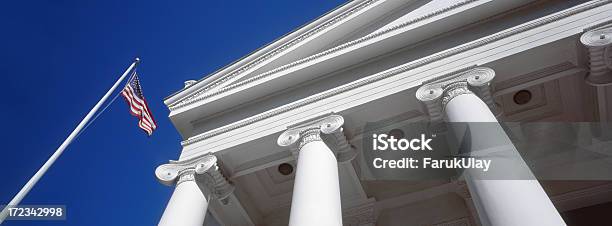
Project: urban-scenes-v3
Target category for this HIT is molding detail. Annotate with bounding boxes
[168,0,481,110]
[277,114,356,162]
[441,82,473,108]
[176,170,195,185]
[416,67,497,122]
[179,1,612,147]
[168,0,381,108]
[297,128,323,150]
[184,80,197,88]
[581,26,612,86]
[155,155,235,204]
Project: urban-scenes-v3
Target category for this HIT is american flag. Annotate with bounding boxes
[121,71,157,136]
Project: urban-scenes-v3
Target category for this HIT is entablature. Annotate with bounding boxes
[176,0,612,160]
[166,0,545,138]
[164,0,413,108]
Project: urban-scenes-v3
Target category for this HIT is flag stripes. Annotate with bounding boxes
[121,71,157,135]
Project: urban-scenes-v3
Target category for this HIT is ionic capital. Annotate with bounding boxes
[416,67,498,122]
[441,81,472,108]
[580,26,612,86]
[297,128,324,150]
[176,169,196,185]
[155,154,234,204]
[277,114,356,162]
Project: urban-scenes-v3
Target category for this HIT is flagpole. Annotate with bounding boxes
[0,58,141,223]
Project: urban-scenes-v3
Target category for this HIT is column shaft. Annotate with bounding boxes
[446,94,565,226]
[158,179,209,226]
[289,139,343,226]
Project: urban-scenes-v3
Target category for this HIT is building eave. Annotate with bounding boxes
[164,0,494,110]
[166,0,534,138]
[176,0,612,158]
[163,0,369,105]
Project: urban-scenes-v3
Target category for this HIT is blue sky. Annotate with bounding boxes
[0,1,344,225]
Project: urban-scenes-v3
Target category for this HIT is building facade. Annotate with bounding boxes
[155,0,612,225]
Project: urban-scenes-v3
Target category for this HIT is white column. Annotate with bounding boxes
[158,171,209,226]
[581,28,612,139]
[155,155,230,226]
[446,92,565,226]
[278,115,345,226]
[291,130,343,226]
[417,67,566,226]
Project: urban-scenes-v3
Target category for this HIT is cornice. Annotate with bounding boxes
[168,0,480,111]
[180,0,612,147]
[166,0,380,106]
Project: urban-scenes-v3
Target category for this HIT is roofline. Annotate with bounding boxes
[167,0,493,111]
[164,0,358,102]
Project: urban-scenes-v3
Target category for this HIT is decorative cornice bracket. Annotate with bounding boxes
[277,114,356,162]
[416,67,498,123]
[581,25,612,86]
[155,154,235,204]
